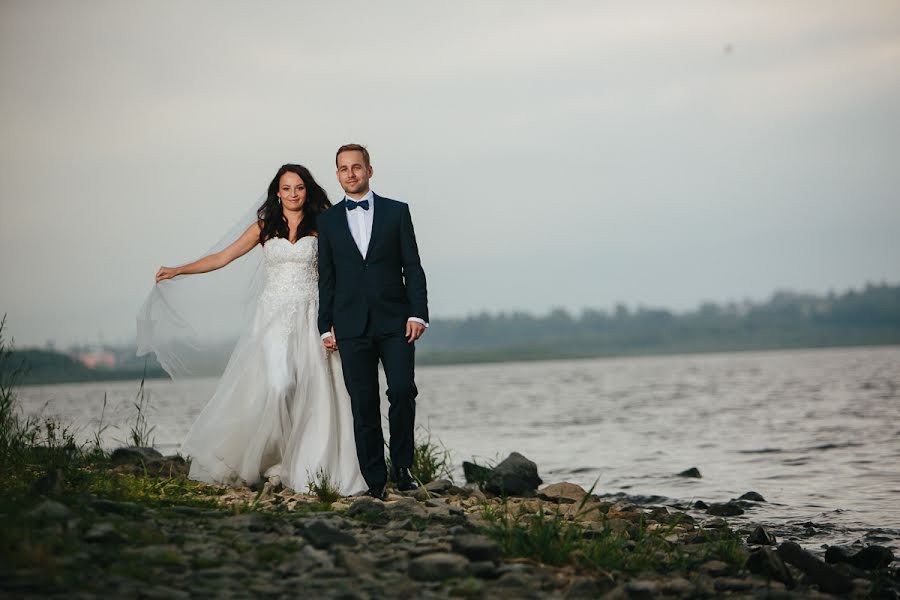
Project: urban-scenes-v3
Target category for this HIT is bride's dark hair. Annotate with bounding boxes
[257,164,331,244]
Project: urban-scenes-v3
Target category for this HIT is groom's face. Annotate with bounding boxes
[336,150,373,196]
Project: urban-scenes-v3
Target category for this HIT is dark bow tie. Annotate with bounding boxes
[346,198,369,211]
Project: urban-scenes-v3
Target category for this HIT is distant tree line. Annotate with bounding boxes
[415,282,900,364]
[4,282,899,383]
[4,349,166,386]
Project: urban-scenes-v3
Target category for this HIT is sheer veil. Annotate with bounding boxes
[136,194,267,378]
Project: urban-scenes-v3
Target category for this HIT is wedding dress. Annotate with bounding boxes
[177,235,367,495]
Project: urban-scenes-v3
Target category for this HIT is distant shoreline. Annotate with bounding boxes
[416,338,900,366]
[11,340,899,386]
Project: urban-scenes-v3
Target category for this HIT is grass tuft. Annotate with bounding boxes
[306,467,342,504]
[385,425,453,486]
[126,369,155,448]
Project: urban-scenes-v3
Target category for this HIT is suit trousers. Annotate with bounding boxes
[337,322,417,491]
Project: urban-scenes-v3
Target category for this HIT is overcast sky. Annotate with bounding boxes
[2,1,899,347]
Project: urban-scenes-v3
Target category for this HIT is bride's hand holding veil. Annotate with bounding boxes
[156,266,180,282]
[154,222,262,283]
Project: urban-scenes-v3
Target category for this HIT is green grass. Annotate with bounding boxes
[307,467,342,504]
[479,494,748,575]
[385,425,453,486]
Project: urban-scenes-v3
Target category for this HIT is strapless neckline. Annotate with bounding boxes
[266,236,316,248]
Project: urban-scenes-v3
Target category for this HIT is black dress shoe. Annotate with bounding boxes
[364,486,387,500]
[394,468,419,491]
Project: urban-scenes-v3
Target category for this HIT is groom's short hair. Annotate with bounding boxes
[336,144,370,168]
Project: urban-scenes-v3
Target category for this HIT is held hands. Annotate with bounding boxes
[156,266,180,283]
[406,320,426,344]
[323,327,338,352]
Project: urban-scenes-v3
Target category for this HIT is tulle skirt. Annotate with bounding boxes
[179,291,366,495]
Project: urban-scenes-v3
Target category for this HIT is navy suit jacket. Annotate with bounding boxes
[317,194,429,340]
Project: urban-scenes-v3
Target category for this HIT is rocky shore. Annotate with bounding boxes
[1,448,897,599]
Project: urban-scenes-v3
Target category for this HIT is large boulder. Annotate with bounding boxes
[484,452,542,497]
[462,461,491,485]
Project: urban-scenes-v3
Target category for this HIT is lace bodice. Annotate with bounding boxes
[260,236,318,304]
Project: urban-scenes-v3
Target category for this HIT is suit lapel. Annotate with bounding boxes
[333,199,364,261]
[365,194,387,258]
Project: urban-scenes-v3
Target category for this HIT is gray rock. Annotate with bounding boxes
[84,522,125,544]
[538,482,589,504]
[777,540,852,594]
[110,446,163,465]
[748,525,777,545]
[824,544,895,570]
[746,547,795,587]
[700,516,729,529]
[134,544,186,566]
[491,574,542,599]
[624,579,660,599]
[564,577,608,599]
[463,460,492,485]
[301,519,358,548]
[384,498,427,520]
[408,552,469,581]
[707,501,745,516]
[699,560,730,576]
[714,577,753,592]
[334,547,374,577]
[221,512,267,531]
[424,479,453,494]
[677,467,702,478]
[346,497,386,519]
[495,563,533,576]
[137,586,190,600]
[484,452,543,496]
[660,577,693,595]
[451,534,500,562]
[90,498,144,516]
[738,491,766,502]
[27,499,72,521]
[446,484,469,496]
[386,518,416,531]
[467,560,498,579]
[169,505,203,516]
[299,544,335,569]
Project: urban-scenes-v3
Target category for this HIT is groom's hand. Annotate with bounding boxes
[323,327,338,352]
[406,321,425,344]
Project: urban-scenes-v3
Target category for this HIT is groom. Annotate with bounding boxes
[317,143,429,499]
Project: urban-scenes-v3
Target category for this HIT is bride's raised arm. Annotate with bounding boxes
[156,221,263,283]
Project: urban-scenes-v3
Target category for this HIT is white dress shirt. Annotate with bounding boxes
[320,191,427,340]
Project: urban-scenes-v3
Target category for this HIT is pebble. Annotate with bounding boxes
[27,499,72,521]
[748,524,777,545]
[83,522,125,544]
[408,552,469,581]
[706,501,745,516]
[301,519,358,548]
[538,482,589,504]
[451,533,500,562]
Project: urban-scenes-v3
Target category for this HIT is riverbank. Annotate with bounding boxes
[3,328,898,597]
[1,443,897,599]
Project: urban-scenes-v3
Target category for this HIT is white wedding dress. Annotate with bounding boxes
[178,235,367,495]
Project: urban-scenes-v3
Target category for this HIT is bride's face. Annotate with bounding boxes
[278,172,307,212]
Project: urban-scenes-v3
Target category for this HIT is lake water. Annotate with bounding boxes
[16,346,900,555]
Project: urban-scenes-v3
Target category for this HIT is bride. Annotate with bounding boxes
[140,164,366,495]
